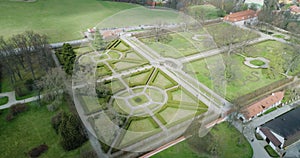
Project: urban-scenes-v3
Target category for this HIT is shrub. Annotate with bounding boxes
[10,103,27,116]
[28,144,48,158]
[6,103,28,122]
[58,113,88,151]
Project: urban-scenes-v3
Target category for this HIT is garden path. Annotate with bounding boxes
[0,91,40,110]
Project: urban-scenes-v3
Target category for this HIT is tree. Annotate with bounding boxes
[283,46,300,75]
[0,31,53,89]
[60,43,76,75]
[37,67,67,110]
[92,32,106,51]
[58,112,88,151]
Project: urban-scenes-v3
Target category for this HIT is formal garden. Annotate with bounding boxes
[74,39,209,152]
[183,40,299,101]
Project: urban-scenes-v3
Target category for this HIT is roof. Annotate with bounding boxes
[241,91,284,120]
[262,107,300,147]
[290,5,300,14]
[260,127,282,147]
[224,10,257,22]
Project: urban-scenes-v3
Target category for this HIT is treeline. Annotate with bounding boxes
[0,31,54,95]
[259,0,300,34]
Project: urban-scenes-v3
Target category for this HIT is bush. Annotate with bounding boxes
[28,144,48,158]
[5,103,28,122]
[10,103,28,116]
[58,113,88,151]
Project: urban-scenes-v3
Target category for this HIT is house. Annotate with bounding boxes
[224,9,258,23]
[101,29,123,40]
[290,5,300,14]
[256,107,300,153]
[238,91,284,123]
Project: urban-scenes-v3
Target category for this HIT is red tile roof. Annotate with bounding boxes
[224,10,257,22]
[260,127,282,147]
[290,5,300,14]
[241,91,284,120]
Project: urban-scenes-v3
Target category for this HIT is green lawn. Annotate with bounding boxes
[264,145,279,157]
[0,0,137,42]
[152,140,202,158]
[0,96,9,105]
[155,122,253,158]
[250,59,265,66]
[0,101,92,158]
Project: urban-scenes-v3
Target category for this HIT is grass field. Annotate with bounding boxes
[0,101,92,158]
[0,0,182,42]
[152,140,201,158]
[155,122,252,158]
[0,0,137,42]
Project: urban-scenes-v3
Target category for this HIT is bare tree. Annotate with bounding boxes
[37,67,67,111]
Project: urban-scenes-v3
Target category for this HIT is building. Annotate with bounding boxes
[290,5,300,14]
[256,107,300,153]
[224,9,258,23]
[238,91,284,123]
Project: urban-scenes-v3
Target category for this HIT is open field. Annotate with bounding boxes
[0,100,92,158]
[154,122,252,158]
[0,0,183,42]
[0,0,136,42]
[184,40,296,101]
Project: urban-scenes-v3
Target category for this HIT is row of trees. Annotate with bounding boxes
[258,0,300,34]
[0,31,53,84]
